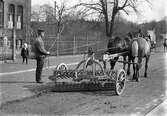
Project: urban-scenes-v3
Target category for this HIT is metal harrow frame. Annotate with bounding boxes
[49,53,127,96]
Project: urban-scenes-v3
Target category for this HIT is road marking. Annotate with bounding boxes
[0,62,78,76]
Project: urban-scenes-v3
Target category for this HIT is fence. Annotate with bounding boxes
[43,34,108,56]
[0,33,108,61]
[0,39,12,61]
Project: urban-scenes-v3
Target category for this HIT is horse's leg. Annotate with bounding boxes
[131,57,136,80]
[109,56,119,70]
[136,57,142,82]
[144,55,150,77]
[103,60,106,70]
[127,55,131,75]
[123,55,126,70]
[164,45,166,52]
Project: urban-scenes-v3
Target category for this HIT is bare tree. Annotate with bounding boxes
[31,9,41,22]
[54,1,67,34]
[74,0,150,37]
[48,0,70,55]
[31,4,54,22]
[41,4,54,22]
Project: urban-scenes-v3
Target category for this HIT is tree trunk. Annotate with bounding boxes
[109,17,115,37]
[108,9,117,37]
[104,7,117,38]
[105,18,110,37]
[103,10,110,37]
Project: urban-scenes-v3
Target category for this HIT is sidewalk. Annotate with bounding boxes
[0,55,83,73]
[0,55,82,106]
[146,99,167,116]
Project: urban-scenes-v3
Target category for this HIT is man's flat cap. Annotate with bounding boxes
[37,29,45,33]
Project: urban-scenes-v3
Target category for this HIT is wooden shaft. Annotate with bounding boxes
[109,59,138,65]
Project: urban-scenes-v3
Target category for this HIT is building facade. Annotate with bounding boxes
[0,0,31,49]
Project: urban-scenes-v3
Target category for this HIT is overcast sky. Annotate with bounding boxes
[32,0,167,23]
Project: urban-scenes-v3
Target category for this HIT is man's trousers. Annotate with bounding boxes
[36,56,44,82]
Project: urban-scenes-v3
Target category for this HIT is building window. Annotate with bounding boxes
[17,5,23,29]
[8,4,15,29]
[0,0,4,28]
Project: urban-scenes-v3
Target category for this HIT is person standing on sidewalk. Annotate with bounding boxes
[21,43,29,64]
[33,29,50,83]
[3,35,8,63]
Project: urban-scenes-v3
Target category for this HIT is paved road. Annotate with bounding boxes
[0,47,167,116]
[0,55,82,105]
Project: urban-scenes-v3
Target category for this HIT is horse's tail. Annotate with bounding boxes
[131,41,138,57]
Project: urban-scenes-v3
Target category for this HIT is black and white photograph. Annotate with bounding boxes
[0,0,167,115]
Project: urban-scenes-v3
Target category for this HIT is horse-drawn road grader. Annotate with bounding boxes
[49,51,128,96]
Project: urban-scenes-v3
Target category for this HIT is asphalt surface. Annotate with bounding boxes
[0,47,167,116]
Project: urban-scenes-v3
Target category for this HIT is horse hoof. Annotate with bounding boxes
[132,77,136,81]
[136,78,139,82]
[110,68,114,70]
[127,71,130,75]
[144,73,147,78]
[132,75,139,82]
[127,78,135,82]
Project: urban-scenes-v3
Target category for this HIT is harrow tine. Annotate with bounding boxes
[59,76,65,79]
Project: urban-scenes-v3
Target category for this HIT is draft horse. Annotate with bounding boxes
[106,33,132,70]
[127,37,151,82]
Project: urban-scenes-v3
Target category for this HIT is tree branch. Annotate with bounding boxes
[118,0,128,10]
[73,3,102,9]
[122,9,129,15]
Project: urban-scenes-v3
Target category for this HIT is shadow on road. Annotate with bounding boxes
[0,81,36,84]
[4,62,22,64]
[23,81,117,97]
[80,91,116,96]
[152,50,166,53]
[23,82,55,94]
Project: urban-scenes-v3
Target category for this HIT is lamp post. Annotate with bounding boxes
[12,28,16,62]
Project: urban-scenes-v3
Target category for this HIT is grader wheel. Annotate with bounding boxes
[56,63,68,71]
[115,69,126,96]
[49,63,68,81]
[74,59,105,81]
[55,63,68,76]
